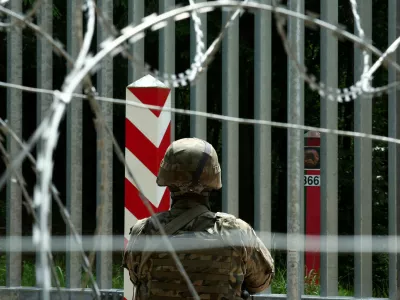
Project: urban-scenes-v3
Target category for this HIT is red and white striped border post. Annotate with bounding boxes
[124,75,172,300]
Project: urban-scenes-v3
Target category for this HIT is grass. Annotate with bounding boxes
[0,255,124,289]
[271,268,354,296]
[0,255,387,297]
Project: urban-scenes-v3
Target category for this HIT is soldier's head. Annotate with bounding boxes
[156,138,222,197]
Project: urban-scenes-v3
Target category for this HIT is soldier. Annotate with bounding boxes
[123,138,274,299]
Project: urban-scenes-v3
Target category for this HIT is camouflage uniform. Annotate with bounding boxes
[123,138,274,299]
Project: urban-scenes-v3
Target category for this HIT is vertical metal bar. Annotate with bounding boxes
[320,0,338,296]
[5,0,22,288]
[353,0,372,297]
[128,0,145,83]
[66,0,83,288]
[36,0,53,287]
[286,0,304,299]
[221,11,239,216]
[190,0,207,140]
[388,1,400,299]
[96,0,113,289]
[254,0,272,293]
[125,1,145,295]
[159,0,176,142]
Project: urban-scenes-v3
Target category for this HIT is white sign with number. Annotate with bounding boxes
[304,175,320,186]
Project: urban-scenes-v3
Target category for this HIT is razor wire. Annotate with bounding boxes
[69,0,400,99]
[3,0,400,102]
[89,0,400,100]
[96,0,400,100]
[0,0,399,299]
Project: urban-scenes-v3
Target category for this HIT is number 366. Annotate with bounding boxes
[304,175,320,186]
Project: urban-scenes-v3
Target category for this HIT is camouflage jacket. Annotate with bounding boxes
[123,196,275,299]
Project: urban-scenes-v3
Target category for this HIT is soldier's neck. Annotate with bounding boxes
[171,193,211,210]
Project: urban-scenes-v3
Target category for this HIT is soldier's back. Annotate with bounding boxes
[124,201,274,299]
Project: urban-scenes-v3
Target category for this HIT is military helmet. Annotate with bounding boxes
[156,138,222,194]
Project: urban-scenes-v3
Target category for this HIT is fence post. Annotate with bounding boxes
[221,7,239,216]
[304,131,321,282]
[128,0,145,84]
[287,0,305,299]
[320,0,339,295]
[66,0,83,289]
[124,75,172,300]
[36,0,53,229]
[6,0,22,288]
[388,0,400,299]
[96,0,114,289]
[159,0,176,142]
[353,0,373,297]
[254,0,272,293]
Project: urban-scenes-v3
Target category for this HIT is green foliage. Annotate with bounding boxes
[270,268,287,294]
[21,259,36,286]
[0,256,124,289]
[304,269,320,295]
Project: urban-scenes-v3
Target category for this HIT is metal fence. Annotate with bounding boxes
[0,0,400,299]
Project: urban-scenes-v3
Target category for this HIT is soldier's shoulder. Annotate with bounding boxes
[142,210,172,233]
[215,212,253,231]
[215,211,237,221]
[128,217,149,236]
